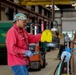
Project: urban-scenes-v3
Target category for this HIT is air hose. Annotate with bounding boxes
[54,42,76,75]
[53,61,61,75]
[54,56,66,75]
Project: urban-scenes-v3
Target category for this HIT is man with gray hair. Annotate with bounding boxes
[6,13,41,75]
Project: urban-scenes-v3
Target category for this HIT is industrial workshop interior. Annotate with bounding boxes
[1,0,76,75]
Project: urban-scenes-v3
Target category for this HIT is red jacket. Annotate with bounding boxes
[6,24,41,66]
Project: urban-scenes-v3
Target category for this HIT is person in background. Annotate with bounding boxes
[57,45,65,60]
[6,13,41,75]
[64,33,70,48]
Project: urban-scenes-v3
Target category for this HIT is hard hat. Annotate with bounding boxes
[13,13,27,22]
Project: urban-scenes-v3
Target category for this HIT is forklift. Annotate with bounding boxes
[25,21,46,70]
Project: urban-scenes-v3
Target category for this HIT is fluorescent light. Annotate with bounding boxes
[45,5,60,10]
[45,5,50,7]
[72,3,76,9]
[72,3,76,6]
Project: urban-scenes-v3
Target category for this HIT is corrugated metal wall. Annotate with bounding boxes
[62,18,76,31]
[62,11,76,31]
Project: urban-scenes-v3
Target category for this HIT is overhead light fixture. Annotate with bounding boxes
[45,5,60,10]
[45,5,50,7]
[72,3,76,9]
[72,3,76,6]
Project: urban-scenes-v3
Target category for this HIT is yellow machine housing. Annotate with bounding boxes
[41,29,65,47]
[41,29,59,43]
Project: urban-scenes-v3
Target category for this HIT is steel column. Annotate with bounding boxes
[52,0,55,21]
[0,0,1,20]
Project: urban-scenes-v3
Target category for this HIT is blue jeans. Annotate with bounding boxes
[11,65,29,75]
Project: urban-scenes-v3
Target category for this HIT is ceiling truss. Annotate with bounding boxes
[19,0,76,5]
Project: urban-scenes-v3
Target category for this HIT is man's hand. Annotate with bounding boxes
[23,50,34,57]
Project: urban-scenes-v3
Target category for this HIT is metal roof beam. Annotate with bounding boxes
[1,0,51,20]
[20,0,73,5]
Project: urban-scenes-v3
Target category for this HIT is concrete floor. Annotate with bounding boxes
[0,50,59,75]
